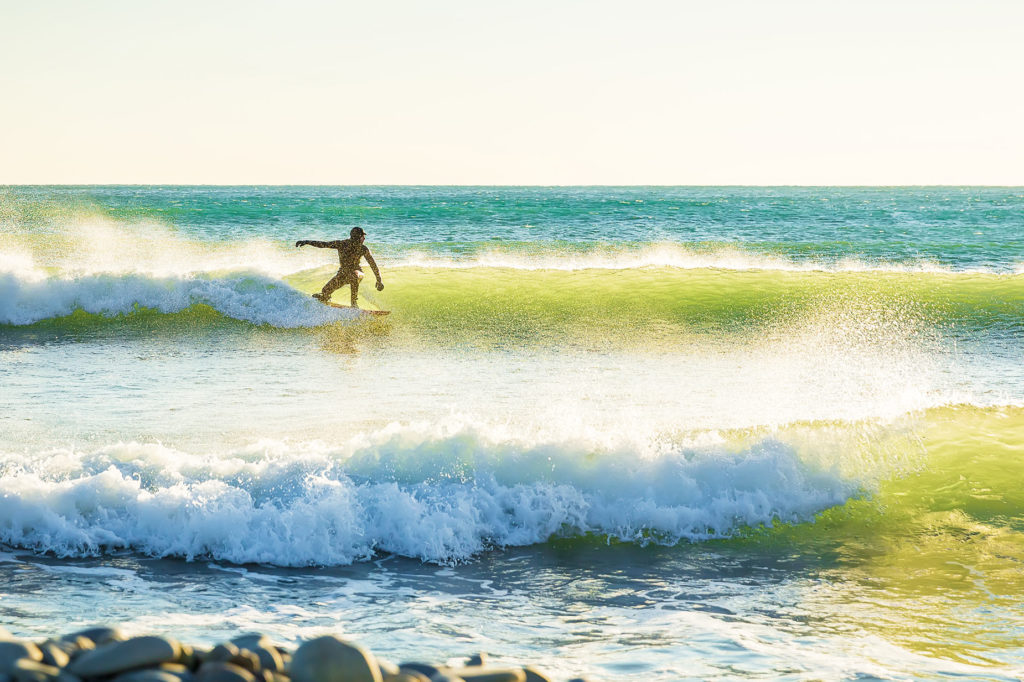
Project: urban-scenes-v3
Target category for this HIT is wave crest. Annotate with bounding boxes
[0,270,357,327]
[0,426,863,566]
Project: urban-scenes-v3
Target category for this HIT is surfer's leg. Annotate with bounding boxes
[349,271,363,307]
[318,271,347,301]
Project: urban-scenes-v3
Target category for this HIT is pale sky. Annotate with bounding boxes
[2,0,1022,184]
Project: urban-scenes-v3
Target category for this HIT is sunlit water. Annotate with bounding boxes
[1,187,1022,680]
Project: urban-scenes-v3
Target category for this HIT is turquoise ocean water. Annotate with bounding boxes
[1,186,1023,680]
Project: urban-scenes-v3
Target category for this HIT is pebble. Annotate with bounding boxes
[37,643,70,669]
[112,672,183,682]
[396,665,440,679]
[290,636,382,682]
[9,659,62,682]
[3,627,568,682]
[197,663,257,682]
[433,670,524,682]
[0,640,43,674]
[61,628,123,648]
[69,636,181,678]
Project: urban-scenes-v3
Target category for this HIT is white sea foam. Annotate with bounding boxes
[0,270,357,327]
[0,424,865,566]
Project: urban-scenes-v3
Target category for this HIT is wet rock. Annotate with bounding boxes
[248,647,283,674]
[176,645,195,668]
[260,672,290,682]
[428,676,465,682]
[205,645,240,664]
[61,628,123,648]
[112,671,184,682]
[205,646,260,675]
[521,669,551,682]
[463,656,486,668]
[9,659,63,682]
[156,664,191,676]
[0,640,44,673]
[197,663,257,682]
[397,665,439,679]
[69,636,181,678]
[50,639,92,660]
[436,670,524,682]
[36,644,69,670]
[290,636,382,682]
[185,648,209,671]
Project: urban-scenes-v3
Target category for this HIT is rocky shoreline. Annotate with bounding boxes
[0,627,584,682]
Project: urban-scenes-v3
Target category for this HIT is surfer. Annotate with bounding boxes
[295,227,384,307]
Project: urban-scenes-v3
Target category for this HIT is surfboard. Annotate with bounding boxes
[320,301,390,316]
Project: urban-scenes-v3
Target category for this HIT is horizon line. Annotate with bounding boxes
[4,183,1024,189]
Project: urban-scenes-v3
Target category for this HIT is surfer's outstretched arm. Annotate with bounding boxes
[364,250,384,290]
[295,240,343,249]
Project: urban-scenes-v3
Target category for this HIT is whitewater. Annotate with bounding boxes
[1,186,1022,680]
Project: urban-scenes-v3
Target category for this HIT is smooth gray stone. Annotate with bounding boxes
[112,672,183,682]
[223,653,258,675]
[247,646,283,674]
[61,628,123,648]
[434,671,524,682]
[69,636,181,678]
[521,669,551,682]
[428,676,465,682]
[176,646,194,668]
[205,645,240,664]
[463,656,486,668]
[52,638,92,660]
[290,636,381,682]
[397,665,439,679]
[185,648,209,670]
[155,664,191,677]
[11,659,60,682]
[260,672,289,682]
[37,644,69,670]
[0,641,44,673]
[196,663,257,682]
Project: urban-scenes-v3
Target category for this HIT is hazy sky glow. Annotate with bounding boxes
[2,0,1022,184]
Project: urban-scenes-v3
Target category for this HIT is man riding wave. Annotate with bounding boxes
[295,227,383,307]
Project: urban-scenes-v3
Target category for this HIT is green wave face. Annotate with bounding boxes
[289,267,1024,348]
[721,404,1024,666]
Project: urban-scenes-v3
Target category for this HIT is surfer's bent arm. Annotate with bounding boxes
[295,240,343,249]
[364,249,384,290]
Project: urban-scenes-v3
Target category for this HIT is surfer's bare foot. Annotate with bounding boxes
[312,293,328,302]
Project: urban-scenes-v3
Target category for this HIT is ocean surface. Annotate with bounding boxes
[1,186,1022,680]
